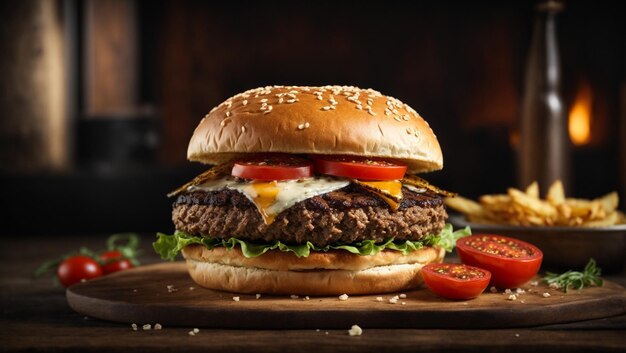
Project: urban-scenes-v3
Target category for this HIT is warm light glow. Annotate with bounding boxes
[568,82,592,146]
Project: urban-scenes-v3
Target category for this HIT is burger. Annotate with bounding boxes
[154,85,469,295]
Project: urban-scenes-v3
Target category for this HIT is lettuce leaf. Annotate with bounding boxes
[153,223,471,260]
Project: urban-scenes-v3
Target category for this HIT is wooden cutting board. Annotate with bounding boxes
[66,262,626,329]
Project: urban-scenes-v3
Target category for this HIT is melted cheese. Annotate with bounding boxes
[189,177,350,224]
[355,180,403,210]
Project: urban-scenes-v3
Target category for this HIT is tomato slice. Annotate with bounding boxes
[312,155,407,180]
[422,263,491,300]
[456,234,543,289]
[231,154,313,181]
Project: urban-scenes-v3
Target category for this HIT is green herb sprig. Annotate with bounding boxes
[543,258,604,293]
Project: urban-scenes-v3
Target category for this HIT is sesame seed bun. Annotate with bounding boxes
[182,245,445,295]
[187,85,443,173]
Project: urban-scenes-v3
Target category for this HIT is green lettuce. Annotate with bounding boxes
[153,223,470,260]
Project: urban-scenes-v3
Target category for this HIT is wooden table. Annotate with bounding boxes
[2,234,625,352]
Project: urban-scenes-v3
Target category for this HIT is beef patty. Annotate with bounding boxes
[172,186,447,247]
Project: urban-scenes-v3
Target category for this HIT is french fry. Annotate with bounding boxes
[525,181,540,199]
[546,180,565,205]
[508,188,557,218]
[444,196,483,217]
[448,179,623,227]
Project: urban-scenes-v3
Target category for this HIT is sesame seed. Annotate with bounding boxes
[530,281,539,286]
[508,294,517,301]
[154,323,162,330]
[348,325,363,336]
[188,331,195,336]
[226,111,231,117]
[399,294,407,299]
[286,99,297,103]
[304,122,310,128]
[298,124,305,130]
[402,114,409,121]
[143,324,151,330]
[225,101,233,108]
[339,294,349,301]
[406,127,412,134]
[317,96,323,100]
[389,296,399,304]
[401,302,406,305]
[289,90,298,94]
[356,105,362,110]
[543,292,551,298]
[193,328,199,333]
[394,116,402,122]
[256,294,261,299]
[287,93,297,99]
[376,297,383,302]
[516,288,526,294]
[242,100,248,106]
[322,106,331,111]
[264,105,273,114]
[241,126,246,133]
[385,109,391,116]
[233,296,240,302]
[279,97,284,104]
[131,323,137,331]
[291,294,299,299]
[260,98,268,103]
[367,108,376,116]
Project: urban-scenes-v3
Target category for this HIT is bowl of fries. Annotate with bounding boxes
[446,180,626,273]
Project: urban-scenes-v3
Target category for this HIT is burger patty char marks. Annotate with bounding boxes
[172,187,447,247]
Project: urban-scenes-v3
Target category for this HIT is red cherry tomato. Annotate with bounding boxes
[99,250,133,275]
[456,234,543,289]
[232,154,313,181]
[312,155,407,180]
[57,255,103,287]
[422,263,491,300]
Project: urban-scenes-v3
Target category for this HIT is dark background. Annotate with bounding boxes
[1,0,624,236]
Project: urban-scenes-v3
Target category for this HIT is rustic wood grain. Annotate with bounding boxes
[2,234,625,352]
[66,262,626,329]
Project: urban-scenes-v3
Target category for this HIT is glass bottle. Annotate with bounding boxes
[518,0,570,191]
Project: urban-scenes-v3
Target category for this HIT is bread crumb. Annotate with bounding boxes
[515,333,520,337]
[189,287,195,291]
[338,294,349,301]
[193,328,199,334]
[516,288,526,294]
[143,324,151,330]
[401,302,406,305]
[154,323,162,330]
[256,294,261,299]
[399,293,407,299]
[316,329,320,332]
[543,292,551,298]
[504,289,512,294]
[188,331,195,336]
[490,286,498,293]
[549,283,561,289]
[291,294,299,299]
[131,323,137,331]
[376,297,383,302]
[233,296,240,302]
[530,281,539,286]
[389,295,399,304]
[348,325,363,336]
[304,296,310,300]
[325,332,329,335]
[508,294,517,301]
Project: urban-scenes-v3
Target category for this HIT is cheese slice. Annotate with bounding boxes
[354,180,403,210]
[189,176,350,224]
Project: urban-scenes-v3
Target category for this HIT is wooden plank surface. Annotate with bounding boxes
[66,262,626,329]
[3,234,626,353]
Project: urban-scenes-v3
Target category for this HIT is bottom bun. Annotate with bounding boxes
[182,245,445,295]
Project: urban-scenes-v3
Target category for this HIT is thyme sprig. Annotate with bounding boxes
[543,258,604,293]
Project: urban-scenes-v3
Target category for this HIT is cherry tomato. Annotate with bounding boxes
[456,234,543,289]
[57,255,103,287]
[312,155,407,180]
[99,250,133,275]
[231,154,313,181]
[422,263,491,300]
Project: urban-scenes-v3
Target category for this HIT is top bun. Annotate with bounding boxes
[187,85,443,173]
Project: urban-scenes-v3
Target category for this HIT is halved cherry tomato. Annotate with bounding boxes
[456,234,543,289]
[57,255,103,287]
[232,154,313,181]
[422,263,491,300]
[99,250,133,275]
[312,155,407,180]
